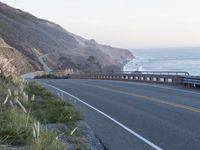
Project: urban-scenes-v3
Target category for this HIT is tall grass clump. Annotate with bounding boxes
[28,129,66,150]
[25,81,81,127]
[0,108,33,145]
[0,58,82,149]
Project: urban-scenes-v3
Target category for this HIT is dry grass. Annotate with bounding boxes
[28,129,66,150]
[0,56,16,77]
[0,62,82,149]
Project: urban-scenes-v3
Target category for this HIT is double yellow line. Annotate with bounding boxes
[75,82,200,113]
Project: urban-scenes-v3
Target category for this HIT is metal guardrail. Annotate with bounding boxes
[70,71,186,85]
[182,76,200,87]
[136,71,190,76]
[69,71,200,88]
[99,71,190,76]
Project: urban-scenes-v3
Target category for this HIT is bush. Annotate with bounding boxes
[0,108,33,145]
[0,78,81,148]
[25,81,81,127]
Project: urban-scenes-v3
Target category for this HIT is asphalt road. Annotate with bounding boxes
[39,79,200,150]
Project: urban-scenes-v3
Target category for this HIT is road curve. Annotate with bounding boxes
[39,79,200,150]
[38,46,87,73]
[38,55,52,72]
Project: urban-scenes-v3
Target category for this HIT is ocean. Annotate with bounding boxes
[123,48,200,76]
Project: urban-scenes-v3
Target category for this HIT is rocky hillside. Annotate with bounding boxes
[0,38,34,74]
[0,2,134,74]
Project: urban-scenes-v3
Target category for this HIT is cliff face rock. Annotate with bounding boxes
[0,2,134,74]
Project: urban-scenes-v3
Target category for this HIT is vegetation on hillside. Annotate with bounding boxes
[0,59,85,149]
[0,1,133,74]
[0,38,35,74]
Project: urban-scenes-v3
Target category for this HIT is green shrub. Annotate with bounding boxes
[0,79,81,148]
[25,81,81,127]
[0,108,33,145]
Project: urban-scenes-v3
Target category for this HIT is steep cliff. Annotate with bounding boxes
[0,2,134,74]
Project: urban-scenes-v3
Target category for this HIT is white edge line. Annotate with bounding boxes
[43,83,163,150]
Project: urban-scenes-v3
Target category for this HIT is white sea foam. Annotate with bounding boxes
[124,48,200,76]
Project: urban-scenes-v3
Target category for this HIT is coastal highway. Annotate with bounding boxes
[39,79,200,150]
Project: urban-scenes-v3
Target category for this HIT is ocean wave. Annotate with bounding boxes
[124,49,200,75]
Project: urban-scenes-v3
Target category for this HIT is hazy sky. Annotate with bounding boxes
[1,0,200,49]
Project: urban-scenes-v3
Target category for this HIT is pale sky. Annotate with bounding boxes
[1,0,200,49]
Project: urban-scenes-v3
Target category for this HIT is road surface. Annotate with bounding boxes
[21,46,87,79]
[38,55,52,72]
[38,46,87,73]
[39,79,200,150]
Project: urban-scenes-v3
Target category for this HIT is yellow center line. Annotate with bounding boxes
[75,82,200,113]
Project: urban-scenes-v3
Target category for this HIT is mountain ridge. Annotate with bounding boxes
[0,1,134,74]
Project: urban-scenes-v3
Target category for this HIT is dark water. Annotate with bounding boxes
[124,48,200,76]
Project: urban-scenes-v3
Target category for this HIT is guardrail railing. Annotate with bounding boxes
[69,71,199,88]
[70,71,188,85]
[133,71,190,76]
[95,71,190,76]
[182,76,200,88]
